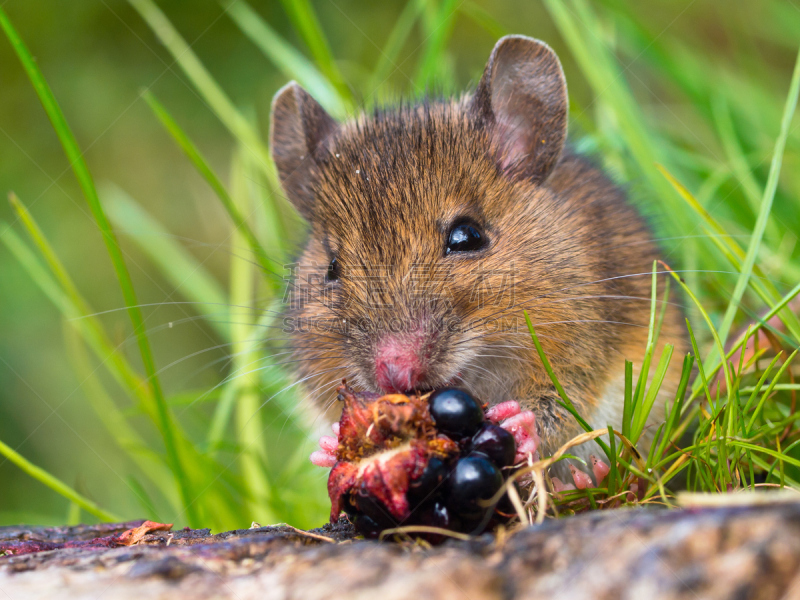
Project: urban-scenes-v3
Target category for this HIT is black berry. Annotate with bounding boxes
[350,513,383,539]
[354,492,397,530]
[445,454,504,519]
[408,456,448,505]
[428,388,484,439]
[417,500,454,527]
[470,424,516,467]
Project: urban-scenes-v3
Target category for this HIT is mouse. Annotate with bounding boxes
[269,35,687,481]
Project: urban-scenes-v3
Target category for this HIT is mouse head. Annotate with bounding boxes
[270,36,572,399]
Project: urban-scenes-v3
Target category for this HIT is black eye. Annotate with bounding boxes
[446,221,486,255]
[326,257,340,282]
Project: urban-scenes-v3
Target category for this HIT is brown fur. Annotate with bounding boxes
[270,36,687,458]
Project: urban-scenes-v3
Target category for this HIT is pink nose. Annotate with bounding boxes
[374,338,425,393]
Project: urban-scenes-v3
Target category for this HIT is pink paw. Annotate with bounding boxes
[487,401,540,464]
[310,423,340,468]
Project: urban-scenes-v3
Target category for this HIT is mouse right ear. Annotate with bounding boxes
[472,36,568,185]
[270,82,338,220]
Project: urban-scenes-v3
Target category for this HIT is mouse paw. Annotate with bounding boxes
[487,402,540,464]
[310,422,340,468]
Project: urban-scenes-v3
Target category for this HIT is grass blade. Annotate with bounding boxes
[142,91,279,288]
[631,344,675,444]
[276,0,352,101]
[128,0,287,207]
[226,1,348,118]
[0,10,197,524]
[414,0,460,90]
[102,184,229,340]
[367,0,428,95]
[524,311,611,456]
[715,47,800,350]
[459,2,508,39]
[229,149,278,524]
[0,438,121,522]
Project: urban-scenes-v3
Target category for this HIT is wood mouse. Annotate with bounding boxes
[270,35,687,476]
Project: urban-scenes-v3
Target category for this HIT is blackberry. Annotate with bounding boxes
[350,513,383,539]
[470,423,516,467]
[428,388,484,439]
[354,492,398,530]
[445,453,504,520]
[407,456,448,505]
[328,384,518,542]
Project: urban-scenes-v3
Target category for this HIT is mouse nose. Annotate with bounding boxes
[374,337,426,393]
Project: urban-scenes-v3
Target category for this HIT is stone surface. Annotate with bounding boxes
[3,501,800,599]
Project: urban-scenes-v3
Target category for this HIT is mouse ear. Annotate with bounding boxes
[270,82,338,219]
[472,36,568,184]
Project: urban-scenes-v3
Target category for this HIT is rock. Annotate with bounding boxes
[3,501,800,599]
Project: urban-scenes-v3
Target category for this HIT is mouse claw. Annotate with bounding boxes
[485,400,521,422]
[569,464,593,489]
[551,477,575,493]
[590,454,610,485]
[496,408,540,464]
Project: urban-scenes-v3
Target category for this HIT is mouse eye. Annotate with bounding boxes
[446,221,487,255]
[326,257,340,282]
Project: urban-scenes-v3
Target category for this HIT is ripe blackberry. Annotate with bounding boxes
[428,388,484,439]
[470,423,516,467]
[445,453,504,520]
[327,384,517,542]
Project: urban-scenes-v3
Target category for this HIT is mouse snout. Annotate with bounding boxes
[374,336,427,393]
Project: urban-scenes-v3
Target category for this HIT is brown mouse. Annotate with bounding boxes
[270,35,687,469]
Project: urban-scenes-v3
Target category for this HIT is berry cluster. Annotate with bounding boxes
[327,385,518,540]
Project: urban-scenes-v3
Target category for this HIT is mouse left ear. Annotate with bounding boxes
[472,36,568,184]
[270,82,338,220]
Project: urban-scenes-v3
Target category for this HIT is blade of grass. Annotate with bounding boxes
[128,0,290,216]
[714,47,800,351]
[4,202,234,525]
[653,353,694,462]
[102,184,229,340]
[459,2,508,39]
[230,148,278,524]
[524,311,611,457]
[0,11,197,523]
[366,0,428,95]
[142,90,279,290]
[414,0,460,90]
[747,349,798,431]
[225,1,348,119]
[622,360,634,439]
[631,344,675,444]
[0,220,141,403]
[543,0,688,232]
[0,438,121,522]
[711,96,780,242]
[663,264,734,399]
[4,200,163,416]
[63,322,180,512]
[275,0,352,102]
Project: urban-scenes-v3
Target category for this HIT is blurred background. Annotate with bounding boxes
[1,0,799,530]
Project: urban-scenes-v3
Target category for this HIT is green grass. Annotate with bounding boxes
[0,0,799,530]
